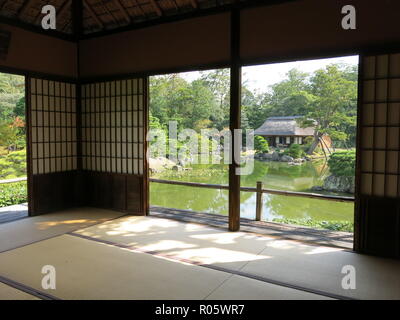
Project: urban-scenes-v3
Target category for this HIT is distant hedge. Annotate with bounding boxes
[273,218,353,232]
[328,150,355,177]
[0,181,27,207]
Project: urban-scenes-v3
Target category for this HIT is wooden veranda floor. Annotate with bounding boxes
[150,206,354,250]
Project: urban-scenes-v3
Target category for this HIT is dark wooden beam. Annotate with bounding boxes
[34,0,49,25]
[113,0,131,23]
[72,0,83,38]
[57,0,72,32]
[81,0,297,39]
[58,0,72,18]
[150,0,162,16]
[132,0,147,18]
[99,0,119,26]
[189,0,198,9]
[83,0,104,30]
[0,0,9,12]
[229,8,241,232]
[0,14,76,42]
[17,0,35,18]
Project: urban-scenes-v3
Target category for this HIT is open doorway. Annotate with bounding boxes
[0,72,28,223]
[240,55,358,245]
[148,69,231,216]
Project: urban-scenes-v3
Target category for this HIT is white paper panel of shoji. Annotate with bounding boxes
[360,54,400,197]
[30,78,77,174]
[81,79,145,175]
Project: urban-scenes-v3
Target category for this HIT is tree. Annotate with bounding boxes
[14,96,25,119]
[267,69,310,116]
[241,87,271,130]
[0,73,25,122]
[254,136,269,154]
[299,64,358,154]
[199,69,230,129]
[0,120,20,152]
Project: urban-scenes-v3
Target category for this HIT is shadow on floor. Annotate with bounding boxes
[150,206,353,250]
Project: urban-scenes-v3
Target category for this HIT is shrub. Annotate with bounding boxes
[0,149,27,179]
[283,143,305,159]
[254,136,269,154]
[0,181,27,207]
[328,150,355,177]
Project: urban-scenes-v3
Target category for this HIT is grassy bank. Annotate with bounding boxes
[272,218,353,232]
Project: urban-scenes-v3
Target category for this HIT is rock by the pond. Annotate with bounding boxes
[149,157,177,172]
[257,153,272,161]
[271,151,280,161]
[323,175,355,194]
[280,155,294,162]
[311,186,324,191]
[263,153,273,160]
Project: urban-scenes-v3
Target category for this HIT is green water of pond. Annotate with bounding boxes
[150,160,354,223]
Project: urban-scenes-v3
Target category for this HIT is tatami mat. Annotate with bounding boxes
[0,233,329,300]
[240,242,400,300]
[205,275,332,300]
[0,282,39,300]
[1,211,399,300]
[73,215,400,300]
[73,216,271,271]
[0,234,232,300]
[0,207,124,253]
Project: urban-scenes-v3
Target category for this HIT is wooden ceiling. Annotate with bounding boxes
[0,0,246,36]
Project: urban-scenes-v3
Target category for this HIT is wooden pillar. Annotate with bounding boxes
[255,181,263,221]
[229,8,241,231]
[72,0,83,40]
[143,77,150,216]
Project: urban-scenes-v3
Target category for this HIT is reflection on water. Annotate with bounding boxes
[150,160,354,222]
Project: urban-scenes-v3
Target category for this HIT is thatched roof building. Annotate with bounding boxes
[254,116,315,136]
[254,116,317,147]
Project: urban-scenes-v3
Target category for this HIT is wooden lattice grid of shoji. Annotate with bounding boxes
[30,78,77,174]
[360,53,400,198]
[81,79,145,175]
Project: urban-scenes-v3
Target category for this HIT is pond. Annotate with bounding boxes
[150,160,354,224]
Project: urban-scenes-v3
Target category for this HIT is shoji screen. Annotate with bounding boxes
[357,53,400,258]
[30,79,77,174]
[81,78,147,214]
[28,78,79,215]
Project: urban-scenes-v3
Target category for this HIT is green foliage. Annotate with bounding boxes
[149,63,358,157]
[0,73,25,122]
[273,218,353,232]
[0,149,27,179]
[297,64,358,152]
[149,114,164,130]
[0,181,27,207]
[328,150,356,177]
[283,143,305,159]
[254,136,269,154]
[14,96,26,119]
[0,120,25,151]
[150,73,219,131]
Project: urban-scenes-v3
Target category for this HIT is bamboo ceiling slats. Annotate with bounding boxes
[0,0,238,35]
